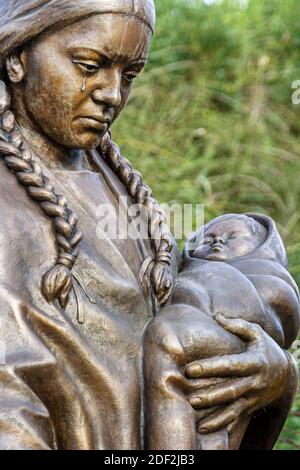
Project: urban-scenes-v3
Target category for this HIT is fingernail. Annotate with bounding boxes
[186,367,194,376]
[189,397,202,406]
[186,365,202,376]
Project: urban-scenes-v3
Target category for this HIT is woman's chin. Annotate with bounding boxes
[73,132,103,151]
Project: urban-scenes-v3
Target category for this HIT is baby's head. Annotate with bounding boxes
[192,214,267,261]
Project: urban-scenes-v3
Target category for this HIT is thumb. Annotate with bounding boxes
[214,314,264,343]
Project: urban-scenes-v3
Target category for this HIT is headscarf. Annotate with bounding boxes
[0,0,155,69]
[183,213,288,268]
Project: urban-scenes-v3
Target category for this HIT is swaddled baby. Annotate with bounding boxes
[144,213,300,450]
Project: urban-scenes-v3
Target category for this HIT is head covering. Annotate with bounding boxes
[0,0,155,69]
[244,212,288,268]
[183,212,288,268]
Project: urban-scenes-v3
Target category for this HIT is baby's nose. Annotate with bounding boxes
[214,236,225,244]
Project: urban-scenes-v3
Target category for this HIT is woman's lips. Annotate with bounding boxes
[79,116,110,132]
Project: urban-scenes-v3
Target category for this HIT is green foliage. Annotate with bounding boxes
[113,0,300,449]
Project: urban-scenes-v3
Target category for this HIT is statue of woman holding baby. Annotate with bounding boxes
[0,0,298,450]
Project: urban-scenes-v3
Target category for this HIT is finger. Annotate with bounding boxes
[182,378,231,394]
[214,315,264,343]
[185,353,258,379]
[182,378,233,396]
[189,377,230,390]
[189,377,254,409]
[197,398,249,434]
[195,405,223,422]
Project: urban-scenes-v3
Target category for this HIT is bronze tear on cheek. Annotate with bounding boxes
[81,73,88,92]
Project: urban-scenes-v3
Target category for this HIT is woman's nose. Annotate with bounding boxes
[91,70,122,109]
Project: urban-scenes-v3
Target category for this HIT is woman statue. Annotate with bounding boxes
[0,0,298,450]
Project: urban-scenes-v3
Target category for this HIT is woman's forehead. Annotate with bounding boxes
[0,1,155,70]
[42,14,152,63]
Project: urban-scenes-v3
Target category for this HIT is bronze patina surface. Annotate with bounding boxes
[0,0,298,450]
[145,213,299,449]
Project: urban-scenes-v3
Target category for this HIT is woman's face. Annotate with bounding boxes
[18,14,151,149]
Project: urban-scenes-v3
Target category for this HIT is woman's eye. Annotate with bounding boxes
[122,72,137,83]
[228,233,236,240]
[72,59,99,74]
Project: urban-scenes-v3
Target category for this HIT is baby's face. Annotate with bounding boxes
[193,218,261,261]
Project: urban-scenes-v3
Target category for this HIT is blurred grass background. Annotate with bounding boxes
[113,0,300,449]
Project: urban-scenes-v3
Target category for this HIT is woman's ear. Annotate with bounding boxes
[5,52,26,83]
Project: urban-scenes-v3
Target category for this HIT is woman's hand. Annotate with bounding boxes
[185,315,291,434]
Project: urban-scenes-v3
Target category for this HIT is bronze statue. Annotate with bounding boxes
[0,0,298,450]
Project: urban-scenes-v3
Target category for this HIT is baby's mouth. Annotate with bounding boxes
[210,244,224,252]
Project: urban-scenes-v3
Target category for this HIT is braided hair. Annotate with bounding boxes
[0,80,174,311]
[0,79,82,309]
[100,134,175,308]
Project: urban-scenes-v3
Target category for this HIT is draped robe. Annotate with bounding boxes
[0,147,180,450]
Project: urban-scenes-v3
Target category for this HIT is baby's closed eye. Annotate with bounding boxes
[228,232,237,240]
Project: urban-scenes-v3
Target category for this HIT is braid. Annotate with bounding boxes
[100,133,174,309]
[0,80,82,309]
